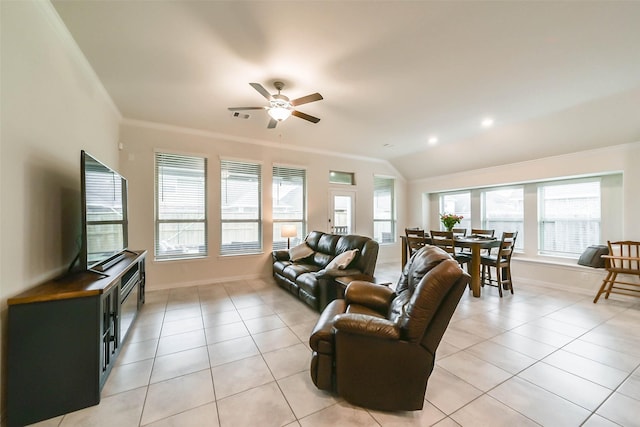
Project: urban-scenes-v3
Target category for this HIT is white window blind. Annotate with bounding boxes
[482,187,524,250]
[272,166,306,250]
[221,160,262,255]
[538,179,601,256]
[373,176,395,243]
[440,192,471,231]
[155,153,207,260]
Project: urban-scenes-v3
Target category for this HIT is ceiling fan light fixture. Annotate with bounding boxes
[268,106,292,121]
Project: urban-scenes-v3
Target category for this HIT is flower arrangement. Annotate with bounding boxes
[440,213,463,231]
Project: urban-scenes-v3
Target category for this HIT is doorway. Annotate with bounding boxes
[329,190,355,235]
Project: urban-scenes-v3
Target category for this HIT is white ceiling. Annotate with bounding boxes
[52,1,640,180]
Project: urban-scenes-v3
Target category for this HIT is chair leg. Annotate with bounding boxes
[594,271,613,303]
[495,265,503,297]
[604,272,618,300]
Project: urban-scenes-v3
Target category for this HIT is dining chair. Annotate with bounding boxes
[430,230,470,267]
[593,240,640,303]
[405,228,427,259]
[452,228,467,238]
[469,228,496,255]
[471,228,495,238]
[480,231,517,297]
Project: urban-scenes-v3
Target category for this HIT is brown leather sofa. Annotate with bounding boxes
[272,231,379,311]
[309,245,470,411]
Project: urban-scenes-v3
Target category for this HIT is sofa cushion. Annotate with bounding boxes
[289,242,314,262]
[283,263,322,282]
[326,249,359,270]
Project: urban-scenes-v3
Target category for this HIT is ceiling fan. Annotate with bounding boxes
[228,81,323,129]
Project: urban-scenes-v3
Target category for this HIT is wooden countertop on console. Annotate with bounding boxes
[8,250,146,306]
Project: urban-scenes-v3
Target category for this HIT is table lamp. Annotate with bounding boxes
[281,225,297,249]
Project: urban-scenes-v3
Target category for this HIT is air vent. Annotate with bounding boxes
[232,112,250,119]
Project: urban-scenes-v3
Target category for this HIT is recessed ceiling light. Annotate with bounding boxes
[481,117,494,128]
[428,136,438,145]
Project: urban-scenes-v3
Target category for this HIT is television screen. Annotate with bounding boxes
[81,151,128,270]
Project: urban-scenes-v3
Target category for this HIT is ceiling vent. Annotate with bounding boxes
[231,112,251,119]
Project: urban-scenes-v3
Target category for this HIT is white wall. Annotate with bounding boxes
[407,142,640,294]
[119,121,406,290]
[0,1,121,419]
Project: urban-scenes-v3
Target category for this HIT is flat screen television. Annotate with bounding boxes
[80,150,129,272]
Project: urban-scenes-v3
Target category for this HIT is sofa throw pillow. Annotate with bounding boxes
[289,242,314,262]
[326,248,359,270]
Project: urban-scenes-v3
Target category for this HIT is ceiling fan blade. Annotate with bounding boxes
[292,110,321,123]
[228,107,265,111]
[249,83,273,101]
[267,118,278,129]
[290,93,323,107]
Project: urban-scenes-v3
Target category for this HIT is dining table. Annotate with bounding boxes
[400,235,501,297]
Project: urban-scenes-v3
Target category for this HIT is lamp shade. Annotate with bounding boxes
[281,224,297,238]
[268,106,292,121]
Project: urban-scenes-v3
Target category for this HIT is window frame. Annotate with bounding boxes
[154,151,208,261]
[439,191,471,231]
[537,177,602,257]
[433,173,619,262]
[373,175,396,244]
[220,159,263,256]
[272,165,307,250]
[481,185,524,250]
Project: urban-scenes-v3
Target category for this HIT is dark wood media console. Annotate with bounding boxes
[6,250,146,427]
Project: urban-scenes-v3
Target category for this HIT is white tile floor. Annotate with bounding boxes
[31,263,640,427]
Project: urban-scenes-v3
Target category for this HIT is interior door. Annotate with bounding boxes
[329,190,356,235]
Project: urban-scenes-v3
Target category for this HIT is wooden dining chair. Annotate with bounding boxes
[430,230,470,267]
[405,228,427,258]
[452,228,467,237]
[593,241,640,303]
[471,229,495,238]
[480,231,517,297]
[469,228,496,255]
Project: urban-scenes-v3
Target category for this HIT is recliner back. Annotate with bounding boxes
[389,245,468,349]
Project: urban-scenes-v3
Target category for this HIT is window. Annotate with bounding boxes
[155,152,207,260]
[273,166,306,250]
[329,170,355,185]
[482,187,524,250]
[221,160,262,255]
[538,179,601,257]
[373,176,395,243]
[440,192,471,231]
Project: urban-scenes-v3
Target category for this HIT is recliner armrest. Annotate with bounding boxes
[333,313,400,340]
[344,281,395,314]
[272,250,290,262]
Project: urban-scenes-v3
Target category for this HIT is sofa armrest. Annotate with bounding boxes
[333,313,400,340]
[314,267,361,278]
[344,281,395,314]
[272,249,290,262]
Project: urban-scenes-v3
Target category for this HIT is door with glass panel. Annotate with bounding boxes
[329,190,355,235]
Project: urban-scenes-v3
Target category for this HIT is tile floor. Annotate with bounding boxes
[32,263,640,427]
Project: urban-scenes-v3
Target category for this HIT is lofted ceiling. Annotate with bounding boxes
[52,1,640,180]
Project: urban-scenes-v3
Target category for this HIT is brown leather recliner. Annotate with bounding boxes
[309,245,470,411]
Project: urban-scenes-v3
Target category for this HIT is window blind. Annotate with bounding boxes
[373,176,395,243]
[272,166,306,250]
[538,179,601,256]
[155,152,207,260]
[221,160,262,255]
